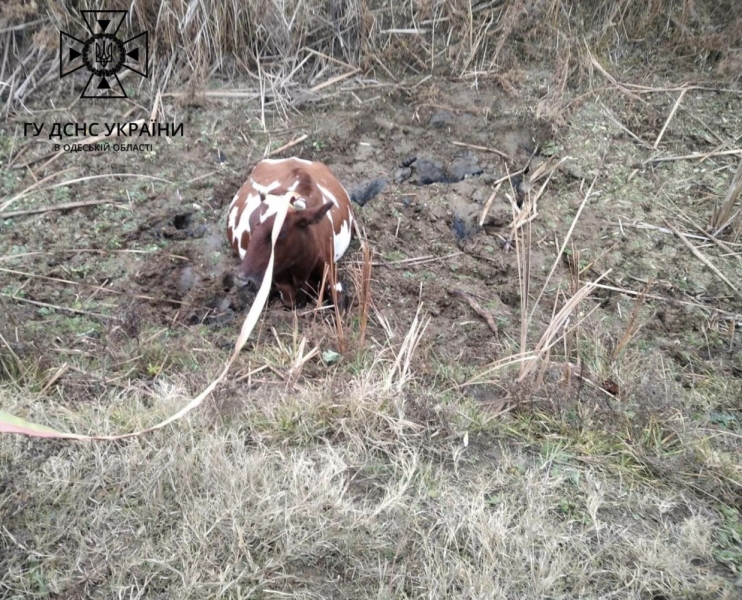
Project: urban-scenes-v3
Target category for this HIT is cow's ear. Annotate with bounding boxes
[297,201,333,227]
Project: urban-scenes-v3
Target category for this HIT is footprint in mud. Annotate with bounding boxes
[450,195,482,243]
[173,213,192,230]
[131,211,209,242]
[187,295,237,327]
[396,153,484,186]
[448,153,484,182]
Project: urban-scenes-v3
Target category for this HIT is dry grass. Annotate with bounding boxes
[1,326,739,598]
[710,159,742,242]
[1,0,741,114]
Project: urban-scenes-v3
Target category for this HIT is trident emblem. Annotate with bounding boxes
[59,9,149,99]
[95,40,114,67]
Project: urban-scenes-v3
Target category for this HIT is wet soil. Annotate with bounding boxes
[1,73,741,407]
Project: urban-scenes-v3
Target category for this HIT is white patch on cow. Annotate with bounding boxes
[316,183,339,207]
[333,217,352,262]
[250,179,280,195]
[259,193,291,224]
[228,204,239,236]
[262,157,312,165]
[334,282,344,292]
[242,193,262,229]
[289,179,300,191]
[232,193,261,258]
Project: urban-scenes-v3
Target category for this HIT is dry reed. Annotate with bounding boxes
[1,0,740,113]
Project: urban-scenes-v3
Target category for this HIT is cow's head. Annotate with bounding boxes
[233,193,334,292]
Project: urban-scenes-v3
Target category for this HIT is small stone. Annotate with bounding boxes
[322,349,342,364]
[209,296,230,312]
[452,181,475,198]
[399,154,417,168]
[188,223,207,238]
[206,308,235,327]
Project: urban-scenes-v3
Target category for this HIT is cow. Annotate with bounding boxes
[226,157,356,310]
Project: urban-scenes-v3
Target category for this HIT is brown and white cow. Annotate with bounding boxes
[226,157,355,309]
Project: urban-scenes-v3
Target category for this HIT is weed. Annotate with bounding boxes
[714,507,742,573]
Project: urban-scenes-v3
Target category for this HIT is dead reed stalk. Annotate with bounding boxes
[328,262,346,354]
[356,243,373,348]
[518,270,611,382]
[710,159,742,240]
[562,241,581,368]
[612,279,652,362]
[515,209,532,379]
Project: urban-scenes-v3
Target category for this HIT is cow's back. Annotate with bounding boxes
[226,158,354,262]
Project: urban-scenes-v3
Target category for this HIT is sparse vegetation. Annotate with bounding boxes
[2,0,742,598]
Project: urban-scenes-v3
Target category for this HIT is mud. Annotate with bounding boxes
[1,74,741,407]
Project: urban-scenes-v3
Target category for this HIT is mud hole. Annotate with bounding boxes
[1,76,741,416]
[143,94,551,354]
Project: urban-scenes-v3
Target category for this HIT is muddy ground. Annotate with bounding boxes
[2,71,741,401]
